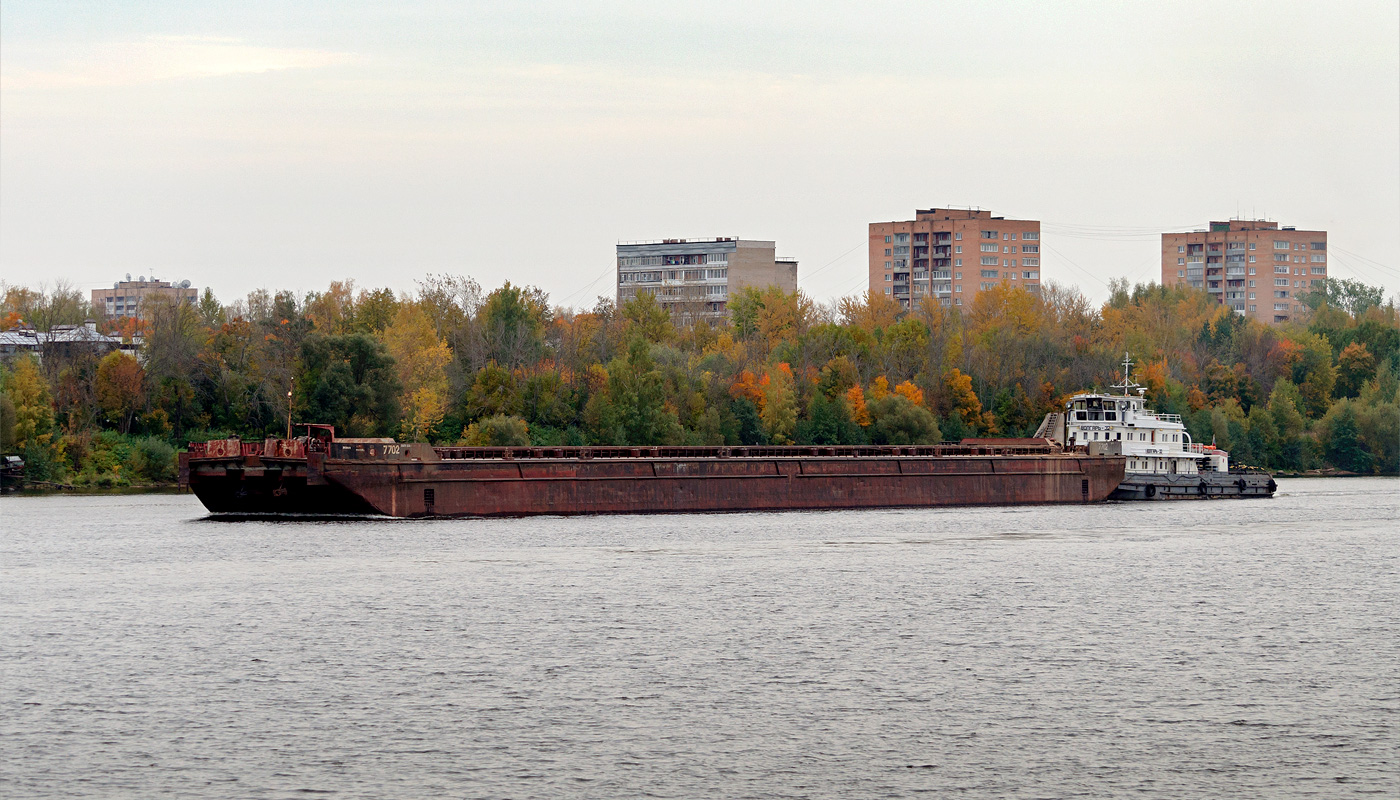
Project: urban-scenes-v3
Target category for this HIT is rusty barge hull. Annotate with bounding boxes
[333,453,1125,518]
[183,439,1125,518]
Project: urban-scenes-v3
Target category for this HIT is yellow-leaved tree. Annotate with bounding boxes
[761,363,797,444]
[383,303,452,441]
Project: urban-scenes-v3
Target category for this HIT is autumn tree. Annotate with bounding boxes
[620,291,674,344]
[836,289,902,335]
[384,303,452,440]
[1335,342,1376,398]
[761,363,798,444]
[95,351,146,434]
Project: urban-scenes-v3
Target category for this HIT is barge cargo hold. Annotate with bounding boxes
[181,433,1126,518]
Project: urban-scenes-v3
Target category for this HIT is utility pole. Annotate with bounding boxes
[287,377,294,440]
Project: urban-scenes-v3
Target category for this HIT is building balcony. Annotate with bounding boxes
[930,271,951,280]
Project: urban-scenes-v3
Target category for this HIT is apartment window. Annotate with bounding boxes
[884,261,891,268]
[955,272,962,279]
[1022,258,1039,266]
[1022,245,1039,253]
[894,233,910,243]
[1249,242,1256,250]
[1003,246,1011,253]
[1275,291,1289,298]
[981,230,998,239]
[1310,242,1326,250]
[1025,271,1039,279]
[1275,278,1289,286]
[706,268,727,279]
[980,282,995,290]
[954,259,962,267]
[980,269,999,278]
[955,298,962,305]
[884,236,892,243]
[980,243,998,252]
[893,245,909,255]
[981,257,999,266]
[1002,233,1010,240]
[1310,255,1325,263]
[1249,256,1256,263]
[955,245,962,253]
[1274,303,1289,311]
[884,274,892,282]
[955,232,963,240]
[1177,246,1185,253]
[1275,265,1289,273]
[1274,241,1290,249]
[955,285,962,293]
[1311,266,1326,274]
[1177,258,1185,266]
[1023,232,1039,240]
[1249,280,1255,287]
[1312,279,1326,286]
[1249,304,1257,312]
[1249,292,1256,299]
[1178,270,1185,277]
[884,249,892,256]
[884,287,891,294]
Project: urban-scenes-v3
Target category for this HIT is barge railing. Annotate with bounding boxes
[430,443,1062,460]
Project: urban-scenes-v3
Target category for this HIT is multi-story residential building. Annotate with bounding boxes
[91,276,198,321]
[868,208,1042,309]
[616,238,798,322]
[1161,220,1326,324]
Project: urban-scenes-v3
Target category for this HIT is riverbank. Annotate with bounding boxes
[3,483,184,496]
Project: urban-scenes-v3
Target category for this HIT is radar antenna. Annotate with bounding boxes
[1111,351,1143,397]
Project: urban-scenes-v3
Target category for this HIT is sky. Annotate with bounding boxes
[2,1,1397,309]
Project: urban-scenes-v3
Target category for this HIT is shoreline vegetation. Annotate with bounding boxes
[2,275,1397,490]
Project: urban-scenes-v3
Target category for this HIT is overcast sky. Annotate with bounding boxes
[3,1,1397,308]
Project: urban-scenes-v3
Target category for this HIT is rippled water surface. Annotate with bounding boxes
[2,478,1398,798]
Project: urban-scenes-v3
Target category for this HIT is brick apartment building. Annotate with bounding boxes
[617,238,798,322]
[1161,220,1327,324]
[91,276,198,321]
[869,209,1041,309]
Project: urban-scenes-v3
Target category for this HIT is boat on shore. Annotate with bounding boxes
[1037,354,1276,500]
[180,425,1126,517]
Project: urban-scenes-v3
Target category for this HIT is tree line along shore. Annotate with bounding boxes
[1,275,1396,489]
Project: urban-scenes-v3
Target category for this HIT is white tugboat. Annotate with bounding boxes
[1036,354,1276,500]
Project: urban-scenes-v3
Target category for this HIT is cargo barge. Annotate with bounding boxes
[180,426,1126,517]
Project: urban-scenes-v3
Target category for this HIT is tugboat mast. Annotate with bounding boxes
[1110,352,1145,397]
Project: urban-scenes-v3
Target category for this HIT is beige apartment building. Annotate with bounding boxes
[617,238,798,322]
[91,276,198,321]
[1161,220,1326,324]
[868,208,1042,309]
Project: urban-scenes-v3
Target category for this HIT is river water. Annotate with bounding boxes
[1,478,1397,799]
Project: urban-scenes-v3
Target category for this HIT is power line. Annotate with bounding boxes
[1044,244,1110,289]
[556,265,615,308]
[1330,245,1398,275]
[801,241,868,281]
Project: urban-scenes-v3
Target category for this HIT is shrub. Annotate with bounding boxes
[460,414,530,447]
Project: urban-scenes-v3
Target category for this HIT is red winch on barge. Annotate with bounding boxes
[179,425,1125,517]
